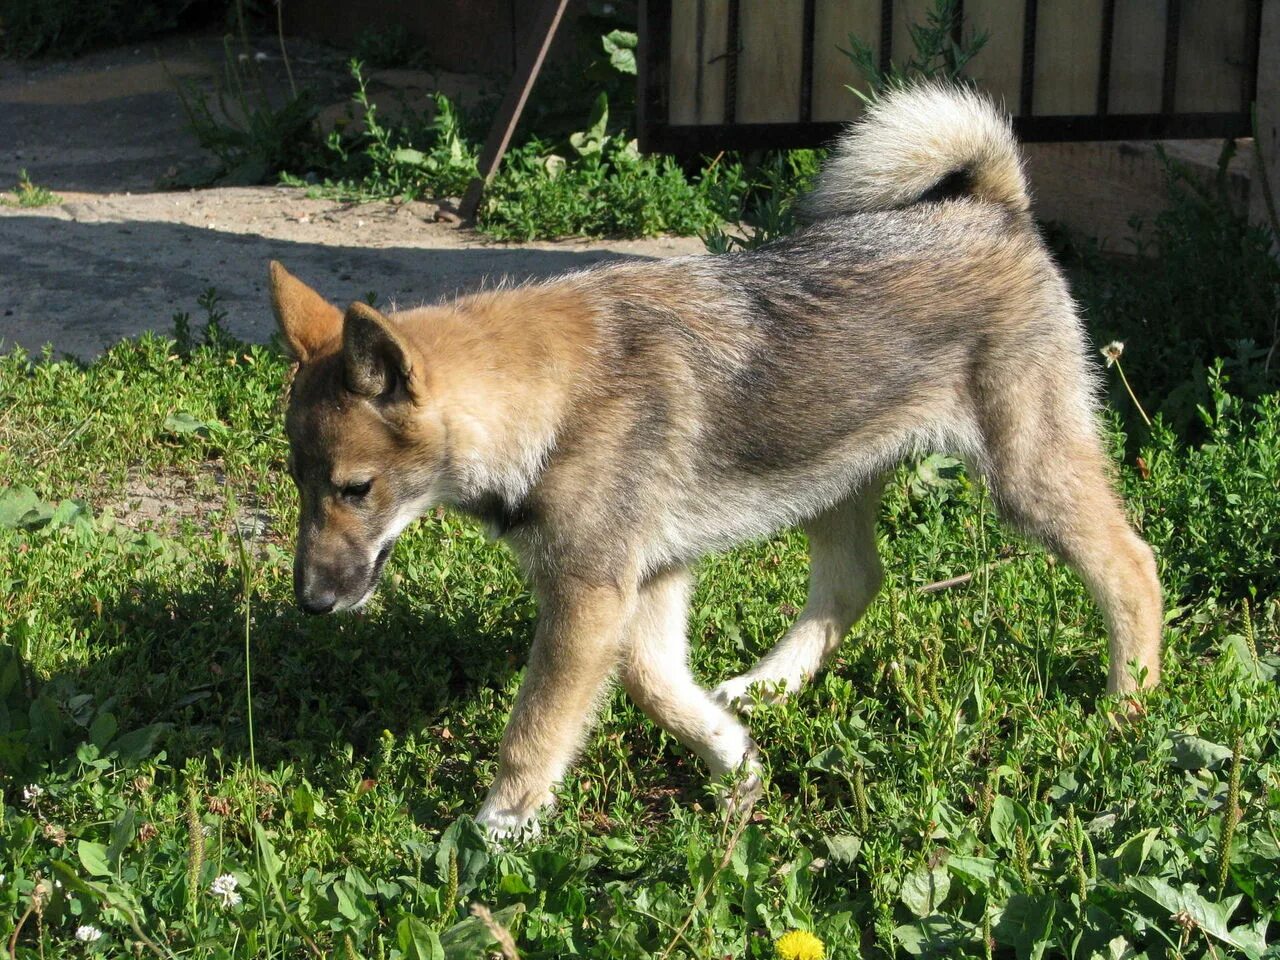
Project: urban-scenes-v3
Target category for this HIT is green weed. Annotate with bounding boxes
[1,169,62,208]
[840,0,989,100]
[701,151,821,254]
[295,59,479,203]
[168,0,319,188]
[477,94,744,242]
[171,33,319,187]
[351,24,433,71]
[1055,145,1280,440]
[1,292,1277,957]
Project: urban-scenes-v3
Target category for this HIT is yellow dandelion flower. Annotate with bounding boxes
[775,929,826,960]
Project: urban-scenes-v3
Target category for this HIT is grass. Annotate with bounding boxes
[1,296,1278,958]
[5,5,1277,953]
[1,170,62,208]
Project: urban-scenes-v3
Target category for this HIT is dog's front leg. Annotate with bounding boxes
[477,574,635,839]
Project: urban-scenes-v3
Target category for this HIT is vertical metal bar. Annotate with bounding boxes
[638,0,652,150]
[1161,0,1181,114]
[950,0,966,76]
[637,0,671,154]
[1244,0,1264,108]
[879,0,894,76]
[1020,0,1038,116]
[694,0,706,123]
[459,0,570,220]
[800,0,816,122]
[724,0,740,124]
[1096,0,1116,114]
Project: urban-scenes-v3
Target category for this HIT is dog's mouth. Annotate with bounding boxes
[300,540,397,614]
[371,541,393,579]
[346,541,394,611]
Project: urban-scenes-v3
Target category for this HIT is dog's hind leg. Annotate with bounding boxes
[978,386,1163,694]
[621,567,761,805]
[713,478,886,710]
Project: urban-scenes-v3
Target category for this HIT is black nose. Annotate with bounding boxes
[299,592,336,615]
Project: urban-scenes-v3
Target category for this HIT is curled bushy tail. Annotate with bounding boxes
[802,82,1029,218]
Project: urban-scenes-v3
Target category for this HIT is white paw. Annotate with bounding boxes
[717,750,765,817]
[711,675,756,712]
[712,674,789,713]
[475,801,545,846]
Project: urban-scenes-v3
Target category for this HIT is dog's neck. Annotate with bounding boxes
[398,284,598,521]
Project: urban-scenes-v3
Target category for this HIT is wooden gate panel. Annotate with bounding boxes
[1176,0,1251,112]
[963,0,1025,114]
[641,0,1264,153]
[738,1,805,122]
[812,0,878,121]
[1033,0,1105,116]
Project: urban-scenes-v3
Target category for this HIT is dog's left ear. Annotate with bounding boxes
[343,302,420,402]
[268,261,342,362]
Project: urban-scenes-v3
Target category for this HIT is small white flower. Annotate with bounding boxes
[21,784,44,804]
[1100,341,1125,367]
[210,874,237,895]
[210,873,242,908]
[75,924,103,943]
[254,51,268,62]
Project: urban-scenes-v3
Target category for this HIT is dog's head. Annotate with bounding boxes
[268,261,446,614]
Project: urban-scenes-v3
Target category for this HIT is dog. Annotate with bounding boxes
[268,83,1163,838]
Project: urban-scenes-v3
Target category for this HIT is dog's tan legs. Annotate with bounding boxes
[621,568,760,797]
[714,481,885,709]
[477,577,635,838]
[983,424,1163,694]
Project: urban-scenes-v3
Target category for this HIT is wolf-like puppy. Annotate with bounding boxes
[270,84,1162,838]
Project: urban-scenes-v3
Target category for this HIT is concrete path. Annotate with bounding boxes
[0,188,703,358]
[0,33,703,359]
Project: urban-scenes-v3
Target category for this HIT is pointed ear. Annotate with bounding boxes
[343,302,419,401]
[268,261,342,362]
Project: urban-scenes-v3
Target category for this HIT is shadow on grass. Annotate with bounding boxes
[7,560,533,811]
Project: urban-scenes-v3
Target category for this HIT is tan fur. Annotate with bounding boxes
[270,84,1163,838]
[270,261,342,361]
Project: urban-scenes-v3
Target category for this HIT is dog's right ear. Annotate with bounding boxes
[268,261,343,363]
[343,301,421,402]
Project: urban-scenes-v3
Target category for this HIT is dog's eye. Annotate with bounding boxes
[341,480,373,500]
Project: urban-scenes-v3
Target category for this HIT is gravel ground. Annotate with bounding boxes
[0,32,704,358]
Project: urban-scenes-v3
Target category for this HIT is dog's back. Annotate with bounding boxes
[536,86,1091,567]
